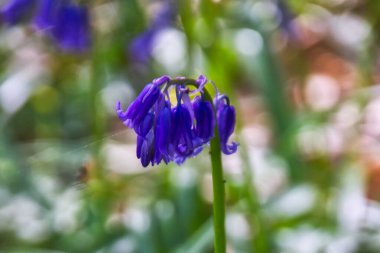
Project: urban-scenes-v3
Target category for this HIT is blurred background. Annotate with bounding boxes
[1,0,380,252]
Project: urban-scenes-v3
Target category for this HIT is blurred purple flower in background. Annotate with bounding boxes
[116,75,238,167]
[276,0,299,42]
[0,0,91,52]
[52,3,91,52]
[129,2,177,64]
[1,0,36,25]
[33,0,58,30]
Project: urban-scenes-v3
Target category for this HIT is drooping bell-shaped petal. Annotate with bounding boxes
[137,130,155,167]
[276,0,299,42]
[118,83,160,128]
[171,103,194,157]
[134,112,154,137]
[154,103,172,164]
[181,91,195,125]
[52,3,91,52]
[33,0,59,30]
[216,96,238,155]
[1,0,35,25]
[136,135,143,159]
[193,96,214,141]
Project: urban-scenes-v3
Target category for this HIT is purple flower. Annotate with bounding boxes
[52,3,91,52]
[129,30,156,64]
[216,95,238,155]
[193,96,215,141]
[171,101,195,157]
[1,0,92,53]
[116,83,160,128]
[1,0,36,25]
[128,2,177,63]
[155,103,172,164]
[33,0,59,30]
[137,130,155,167]
[116,75,238,167]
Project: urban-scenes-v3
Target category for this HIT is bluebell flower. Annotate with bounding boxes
[137,130,155,167]
[52,3,91,52]
[193,96,215,142]
[215,95,238,155]
[155,102,172,163]
[1,0,36,25]
[1,0,92,52]
[117,83,160,128]
[171,99,195,156]
[33,0,59,30]
[116,75,238,167]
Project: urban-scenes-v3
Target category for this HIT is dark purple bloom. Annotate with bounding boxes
[155,103,172,163]
[33,0,59,30]
[117,83,160,129]
[116,75,237,167]
[52,3,91,52]
[134,112,154,137]
[137,131,155,167]
[216,96,238,155]
[193,96,214,141]
[1,0,35,25]
[171,102,195,157]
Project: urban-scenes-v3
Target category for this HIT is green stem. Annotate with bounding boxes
[209,123,226,253]
[169,78,226,252]
[169,78,226,253]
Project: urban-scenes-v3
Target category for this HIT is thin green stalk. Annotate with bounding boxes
[169,78,227,253]
[209,125,226,253]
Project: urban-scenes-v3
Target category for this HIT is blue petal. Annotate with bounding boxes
[171,104,194,156]
[134,112,154,137]
[33,0,59,30]
[193,96,214,141]
[217,100,238,155]
[52,3,91,52]
[116,101,128,121]
[139,130,155,167]
[122,83,160,128]
[155,105,171,157]
[1,0,35,25]
[136,135,144,159]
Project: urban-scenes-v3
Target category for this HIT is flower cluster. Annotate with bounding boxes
[116,75,238,167]
[1,0,91,52]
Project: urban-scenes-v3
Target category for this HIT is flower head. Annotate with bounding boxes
[116,75,238,167]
